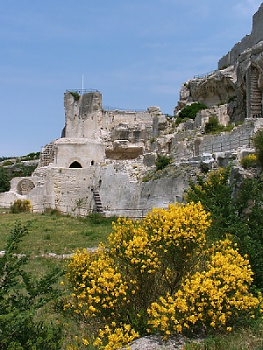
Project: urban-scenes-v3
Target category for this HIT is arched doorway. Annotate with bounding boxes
[69,161,82,168]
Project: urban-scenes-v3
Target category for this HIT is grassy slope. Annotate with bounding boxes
[0,212,114,255]
[0,212,114,279]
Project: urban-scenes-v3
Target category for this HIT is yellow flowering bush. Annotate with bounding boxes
[91,323,139,350]
[66,243,129,320]
[65,202,261,348]
[148,238,262,334]
[241,154,257,169]
[10,199,32,213]
[109,202,210,290]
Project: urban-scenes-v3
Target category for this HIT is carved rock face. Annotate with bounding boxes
[187,69,237,108]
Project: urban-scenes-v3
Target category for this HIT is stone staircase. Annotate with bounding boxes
[93,190,104,213]
[39,142,55,167]
[250,68,262,117]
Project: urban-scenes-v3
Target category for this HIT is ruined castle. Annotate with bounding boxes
[1,3,263,217]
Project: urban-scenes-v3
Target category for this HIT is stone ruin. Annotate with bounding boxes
[1,3,263,217]
[178,2,263,123]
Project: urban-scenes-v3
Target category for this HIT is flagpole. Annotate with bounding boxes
[81,75,84,92]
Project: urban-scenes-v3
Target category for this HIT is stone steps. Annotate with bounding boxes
[250,70,262,116]
[39,142,55,167]
[93,190,104,213]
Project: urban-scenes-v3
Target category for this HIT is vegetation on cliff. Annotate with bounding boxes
[0,152,39,193]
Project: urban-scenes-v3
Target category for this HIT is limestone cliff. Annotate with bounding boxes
[175,2,263,123]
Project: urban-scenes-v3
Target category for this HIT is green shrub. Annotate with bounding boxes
[241,154,257,169]
[253,128,263,166]
[0,222,63,349]
[21,152,40,160]
[155,153,172,171]
[186,167,263,290]
[70,91,80,101]
[2,160,14,166]
[178,102,207,120]
[205,116,221,133]
[175,116,184,125]
[204,117,234,134]
[0,167,10,192]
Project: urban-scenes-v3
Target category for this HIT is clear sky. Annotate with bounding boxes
[1,0,262,156]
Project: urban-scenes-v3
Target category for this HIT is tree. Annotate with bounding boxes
[0,167,10,192]
[0,221,63,349]
[185,166,263,290]
[185,167,236,240]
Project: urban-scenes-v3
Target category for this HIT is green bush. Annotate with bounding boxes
[175,116,185,125]
[204,116,222,133]
[253,128,263,166]
[155,153,172,171]
[0,167,10,192]
[178,102,207,120]
[21,152,40,160]
[186,167,263,290]
[0,222,63,349]
[70,91,80,101]
[204,117,233,134]
[2,160,14,166]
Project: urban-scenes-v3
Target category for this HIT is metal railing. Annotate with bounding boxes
[102,106,146,112]
[66,89,99,95]
[0,202,155,219]
[199,134,252,154]
[194,70,216,79]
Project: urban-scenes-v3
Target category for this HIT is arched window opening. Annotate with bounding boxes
[17,179,35,195]
[69,161,82,168]
[91,160,94,166]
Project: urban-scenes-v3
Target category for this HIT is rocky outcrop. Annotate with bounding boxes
[176,3,263,123]
[176,67,237,112]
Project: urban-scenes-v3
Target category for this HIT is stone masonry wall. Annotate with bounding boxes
[218,3,263,69]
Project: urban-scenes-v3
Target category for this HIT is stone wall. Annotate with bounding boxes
[63,91,164,142]
[52,138,105,168]
[99,163,189,217]
[167,118,263,163]
[218,3,263,69]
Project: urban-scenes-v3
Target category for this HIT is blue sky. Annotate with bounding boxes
[1,0,262,156]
